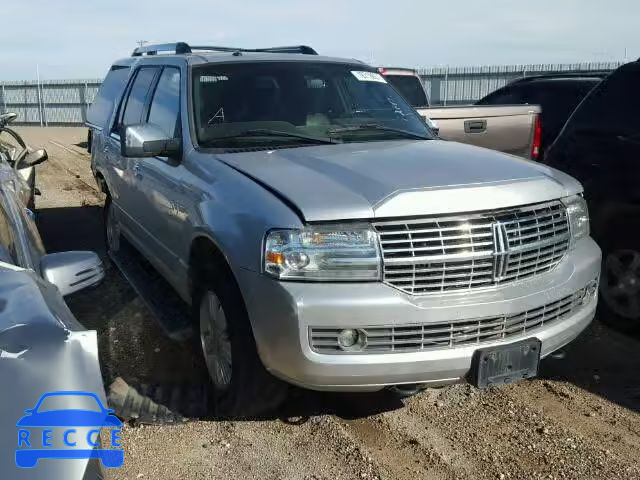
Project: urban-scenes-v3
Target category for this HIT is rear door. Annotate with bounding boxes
[105,66,160,240]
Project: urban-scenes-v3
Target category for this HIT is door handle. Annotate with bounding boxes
[464,119,487,134]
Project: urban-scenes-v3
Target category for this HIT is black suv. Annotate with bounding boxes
[477,72,607,159]
[543,61,640,332]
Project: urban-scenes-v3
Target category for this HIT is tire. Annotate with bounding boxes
[104,195,121,255]
[27,169,36,212]
[196,272,287,418]
[598,220,640,333]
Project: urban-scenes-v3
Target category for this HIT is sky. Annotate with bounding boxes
[0,0,638,80]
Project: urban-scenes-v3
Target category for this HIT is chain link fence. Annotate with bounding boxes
[0,79,101,126]
[0,62,624,125]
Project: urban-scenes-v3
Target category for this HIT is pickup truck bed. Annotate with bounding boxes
[378,67,541,159]
[418,104,541,159]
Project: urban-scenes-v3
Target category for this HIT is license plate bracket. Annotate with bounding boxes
[471,338,541,389]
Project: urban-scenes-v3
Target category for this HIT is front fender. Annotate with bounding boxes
[190,176,303,273]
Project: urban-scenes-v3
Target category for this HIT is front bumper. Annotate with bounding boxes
[236,237,601,391]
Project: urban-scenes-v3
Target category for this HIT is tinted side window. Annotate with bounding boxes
[86,66,130,128]
[562,65,640,136]
[477,85,527,105]
[384,75,429,107]
[120,67,159,130]
[528,81,599,127]
[147,67,181,138]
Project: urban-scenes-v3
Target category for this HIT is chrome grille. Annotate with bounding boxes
[310,287,588,354]
[373,201,570,295]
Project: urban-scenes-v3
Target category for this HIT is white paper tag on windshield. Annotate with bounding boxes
[351,71,387,83]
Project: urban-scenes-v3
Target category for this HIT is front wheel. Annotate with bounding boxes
[104,196,121,254]
[599,247,640,332]
[196,275,287,418]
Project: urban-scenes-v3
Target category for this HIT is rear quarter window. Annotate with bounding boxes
[86,66,130,129]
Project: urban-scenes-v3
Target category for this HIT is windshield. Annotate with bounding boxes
[192,62,434,148]
[384,74,429,107]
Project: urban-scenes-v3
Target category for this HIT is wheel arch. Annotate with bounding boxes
[187,233,246,310]
[94,168,109,195]
[591,201,640,248]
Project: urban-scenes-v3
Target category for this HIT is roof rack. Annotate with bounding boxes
[131,42,318,57]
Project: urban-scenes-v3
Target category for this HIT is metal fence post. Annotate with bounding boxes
[443,67,449,106]
[0,84,6,113]
[42,83,48,127]
[36,70,44,128]
[79,82,88,124]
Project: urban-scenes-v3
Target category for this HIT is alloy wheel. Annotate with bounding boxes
[199,291,233,390]
[106,202,120,253]
[601,249,640,320]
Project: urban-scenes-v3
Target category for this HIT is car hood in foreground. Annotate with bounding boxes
[0,268,106,479]
[216,140,582,221]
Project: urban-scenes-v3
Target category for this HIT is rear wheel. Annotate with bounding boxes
[598,215,640,333]
[196,272,287,418]
[600,247,640,332]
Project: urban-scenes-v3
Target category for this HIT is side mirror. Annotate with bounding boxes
[41,251,104,297]
[121,124,180,158]
[20,149,48,168]
[0,112,17,126]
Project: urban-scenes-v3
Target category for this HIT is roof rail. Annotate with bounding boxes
[131,42,318,57]
[512,71,612,83]
[132,42,192,56]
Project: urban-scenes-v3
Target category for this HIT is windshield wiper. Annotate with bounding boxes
[327,123,430,140]
[205,129,338,145]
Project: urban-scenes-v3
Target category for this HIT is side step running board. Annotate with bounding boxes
[109,240,192,341]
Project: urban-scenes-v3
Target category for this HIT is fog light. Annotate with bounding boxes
[337,329,366,351]
[338,329,358,347]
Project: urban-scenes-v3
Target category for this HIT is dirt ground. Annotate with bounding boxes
[19,126,640,480]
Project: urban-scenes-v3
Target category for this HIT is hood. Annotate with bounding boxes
[0,268,106,479]
[217,140,582,221]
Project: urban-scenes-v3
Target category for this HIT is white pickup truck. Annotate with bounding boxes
[379,68,542,160]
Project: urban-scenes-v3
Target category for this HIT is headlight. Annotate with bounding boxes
[563,194,589,243]
[264,225,381,281]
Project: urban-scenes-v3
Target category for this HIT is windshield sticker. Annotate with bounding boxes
[351,71,387,83]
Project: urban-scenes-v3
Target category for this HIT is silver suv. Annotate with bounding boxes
[88,42,601,416]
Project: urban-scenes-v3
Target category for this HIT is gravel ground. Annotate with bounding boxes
[19,127,640,480]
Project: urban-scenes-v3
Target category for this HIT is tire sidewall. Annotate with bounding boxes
[195,276,286,418]
[104,196,120,254]
[598,217,640,332]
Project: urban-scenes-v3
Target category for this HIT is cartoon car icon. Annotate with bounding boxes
[15,391,123,468]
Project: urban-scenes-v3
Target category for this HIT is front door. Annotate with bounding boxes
[127,66,190,289]
[110,66,161,246]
